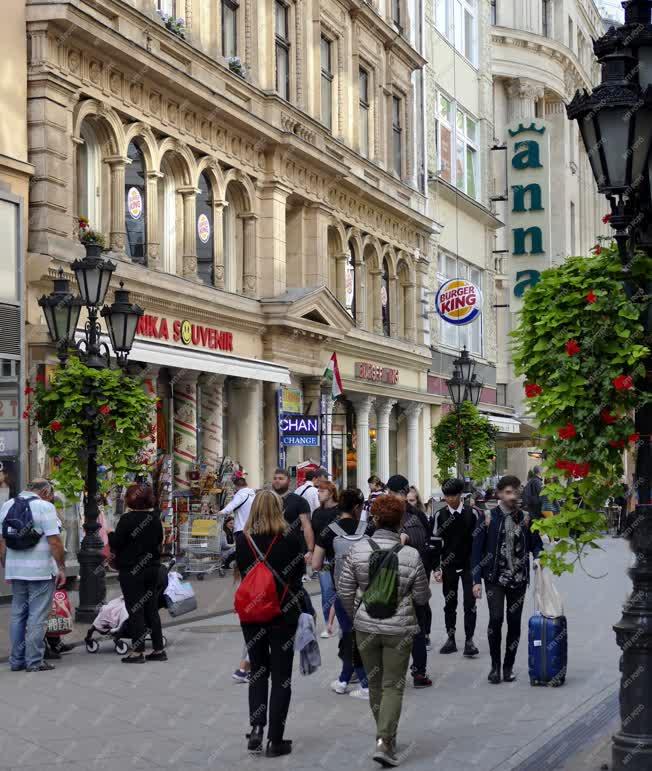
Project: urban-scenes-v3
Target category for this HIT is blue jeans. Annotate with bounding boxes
[318,569,336,625]
[9,579,55,670]
[334,597,368,688]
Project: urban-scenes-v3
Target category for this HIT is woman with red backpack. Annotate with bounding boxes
[234,490,306,757]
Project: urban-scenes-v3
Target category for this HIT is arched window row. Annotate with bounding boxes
[328,222,418,343]
[72,104,257,297]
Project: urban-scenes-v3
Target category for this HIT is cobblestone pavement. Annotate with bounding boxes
[0,537,631,771]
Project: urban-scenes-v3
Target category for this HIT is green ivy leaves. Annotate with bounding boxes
[32,357,156,500]
[512,242,651,575]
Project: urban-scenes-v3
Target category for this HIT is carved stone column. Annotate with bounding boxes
[241,212,257,297]
[369,268,383,334]
[376,398,397,484]
[405,402,423,488]
[213,200,226,289]
[106,156,128,253]
[355,396,375,496]
[335,253,348,306]
[179,186,199,280]
[507,78,545,122]
[355,259,366,328]
[388,272,399,338]
[146,170,163,270]
[173,372,199,490]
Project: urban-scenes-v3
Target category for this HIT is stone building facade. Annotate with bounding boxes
[24,0,438,494]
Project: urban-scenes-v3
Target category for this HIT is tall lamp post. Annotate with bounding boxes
[567,2,652,768]
[38,253,143,622]
[447,348,483,492]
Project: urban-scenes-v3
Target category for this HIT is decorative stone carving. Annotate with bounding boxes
[89,61,101,84]
[109,71,122,95]
[149,92,161,115]
[68,50,81,74]
[130,83,142,105]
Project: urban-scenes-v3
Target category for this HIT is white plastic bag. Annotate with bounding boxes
[164,571,197,616]
[533,566,564,619]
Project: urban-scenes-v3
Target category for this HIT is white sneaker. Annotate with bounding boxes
[349,687,369,700]
[330,680,349,695]
[320,629,333,639]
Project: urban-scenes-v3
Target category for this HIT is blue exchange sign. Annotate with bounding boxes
[278,413,321,447]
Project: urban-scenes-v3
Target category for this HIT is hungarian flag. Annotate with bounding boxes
[323,353,343,399]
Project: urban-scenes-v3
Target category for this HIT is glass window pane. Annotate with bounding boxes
[456,109,465,133]
[393,129,402,175]
[440,124,452,181]
[466,116,477,142]
[456,138,465,189]
[360,106,369,157]
[222,2,237,58]
[464,9,474,60]
[275,1,286,37]
[359,68,368,103]
[321,36,330,71]
[392,96,400,126]
[440,95,451,122]
[0,201,17,303]
[321,75,332,129]
[466,146,477,198]
[276,45,288,99]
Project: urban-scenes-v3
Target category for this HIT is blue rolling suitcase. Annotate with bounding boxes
[528,614,567,687]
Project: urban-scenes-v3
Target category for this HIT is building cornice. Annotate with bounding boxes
[432,178,504,230]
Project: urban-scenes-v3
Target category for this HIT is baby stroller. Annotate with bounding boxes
[84,561,172,655]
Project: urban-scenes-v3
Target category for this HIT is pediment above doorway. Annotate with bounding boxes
[260,285,354,339]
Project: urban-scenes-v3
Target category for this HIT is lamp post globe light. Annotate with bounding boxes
[567,2,652,768]
[39,251,143,622]
[446,348,484,492]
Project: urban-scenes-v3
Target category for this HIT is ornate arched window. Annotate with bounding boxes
[196,172,214,285]
[76,122,103,230]
[381,257,391,336]
[125,141,147,264]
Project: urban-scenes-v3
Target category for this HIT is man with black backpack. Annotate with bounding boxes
[0,478,66,672]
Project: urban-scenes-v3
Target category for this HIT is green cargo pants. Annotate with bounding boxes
[356,631,414,742]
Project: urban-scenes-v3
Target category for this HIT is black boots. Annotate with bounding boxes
[502,664,516,682]
[266,740,292,757]
[439,636,457,654]
[488,664,501,684]
[463,639,479,657]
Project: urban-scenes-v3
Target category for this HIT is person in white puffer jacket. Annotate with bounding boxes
[337,494,430,767]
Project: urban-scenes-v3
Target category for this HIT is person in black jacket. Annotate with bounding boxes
[235,490,306,758]
[472,475,544,684]
[432,479,479,658]
[108,483,166,664]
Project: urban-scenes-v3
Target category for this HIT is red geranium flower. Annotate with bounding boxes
[600,409,618,425]
[21,409,30,420]
[49,420,62,432]
[629,433,641,444]
[602,213,611,224]
[558,423,577,440]
[565,339,581,356]
[155,400,163,412]
[593,244,602,255]
[35,373,45,384]
[613,374,634,392]
[555,459,572,471]
[573,462,590,478]
[525,383,543,398]
[24,385,34,395]
[586,291,597,304]
[608,440,625,449]
[99,404,111,415]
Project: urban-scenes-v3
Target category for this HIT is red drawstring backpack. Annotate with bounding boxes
[234,535,288,623]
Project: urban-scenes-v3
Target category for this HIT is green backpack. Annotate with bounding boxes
[361,539,403,619]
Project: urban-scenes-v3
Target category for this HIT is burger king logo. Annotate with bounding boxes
[435,278,482,326]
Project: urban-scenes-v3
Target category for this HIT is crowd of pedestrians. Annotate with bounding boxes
[0,469,544,767]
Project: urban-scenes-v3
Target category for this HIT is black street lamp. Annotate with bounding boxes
[39,253,143,622]
[567,2,652,768]
[447,347,484,492]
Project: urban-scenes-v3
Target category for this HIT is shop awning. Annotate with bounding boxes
[76,333,291,385]
[488,415,522,434]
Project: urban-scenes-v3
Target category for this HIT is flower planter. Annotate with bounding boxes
[84,243,103,258]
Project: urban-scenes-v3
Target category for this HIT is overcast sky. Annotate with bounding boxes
[597,0,624,21]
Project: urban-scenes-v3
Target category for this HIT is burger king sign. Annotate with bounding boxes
[435,278,482,326]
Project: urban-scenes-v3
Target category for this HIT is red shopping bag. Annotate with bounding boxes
[46,589,73,636]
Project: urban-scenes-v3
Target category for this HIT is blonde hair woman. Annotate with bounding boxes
[234,489,305,758]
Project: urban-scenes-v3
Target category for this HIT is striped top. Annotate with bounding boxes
[0,493,60,580]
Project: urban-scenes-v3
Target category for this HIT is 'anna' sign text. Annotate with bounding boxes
[506,121,553,312]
